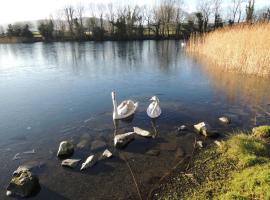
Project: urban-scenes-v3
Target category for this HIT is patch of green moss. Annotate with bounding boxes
[218,164,270,200]
[220,133,270,167]
[158,133,270,200]
[252,125,270,139]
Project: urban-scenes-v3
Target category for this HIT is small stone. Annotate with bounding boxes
[23,149,36,154]
[146,149,160,156]
[99,149,113,160]
[214,140,222,147]
[133,127,153,137]
[196,141,203,148]
[6,190,12,196]
[7,167,40,197]
[12,153,21,161]
[61,159,81,168]
[114,132,135,148]
[219,116,230,124]
[194,122,213,137]
[80,155,97,171]
[57,141,74,158]
[177,125,187,132]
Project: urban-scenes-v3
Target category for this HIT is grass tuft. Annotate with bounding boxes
[252,125,270,139]
[220,133,270,167]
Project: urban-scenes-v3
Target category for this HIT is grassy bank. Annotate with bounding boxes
[154,126,270,199]
[187,23,270,77]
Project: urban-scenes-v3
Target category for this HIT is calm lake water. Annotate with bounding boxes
[0,41,269,200]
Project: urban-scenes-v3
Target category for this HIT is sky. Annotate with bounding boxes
[0,0,269,25]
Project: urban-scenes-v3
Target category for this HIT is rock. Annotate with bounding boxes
[80,155,97,171]
[146,149,160,156]
[57,141,74,158]
[7,167,40,198]
[23,149,36,154]
[99,149,113,160]
[177,125,187,132]
[91,140,107,151]
[76,134,91,149]
[6,190,12,196]
[114,132,135,148]
[196,141,203,148]
[219,116,230,124]
[194,122,213,137]
[12,153,21,161]
[214,140,222,147]
[133,127,153,137]
[61,159,81,168]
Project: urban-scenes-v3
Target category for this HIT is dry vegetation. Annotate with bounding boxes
[187,23,270,77]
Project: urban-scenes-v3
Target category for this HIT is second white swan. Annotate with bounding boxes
[147,96,161,118]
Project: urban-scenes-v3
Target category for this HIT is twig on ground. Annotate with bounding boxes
[120,153,143,200]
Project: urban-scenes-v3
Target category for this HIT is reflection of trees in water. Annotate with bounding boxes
[202,63,270,107]
[1,41,182,75]
[153,40,180,72]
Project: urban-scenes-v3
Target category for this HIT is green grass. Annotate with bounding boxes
[252,125,270,139]
[158,132,270,200]
[220,133,270,167]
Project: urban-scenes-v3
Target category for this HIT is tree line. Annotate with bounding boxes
[1,0,269,42]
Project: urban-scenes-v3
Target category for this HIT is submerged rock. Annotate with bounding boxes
[114,132,135,148]
[57,141,74,158]
[175,147,185,157]
[133,127,153,137]
[91,140,107,151]
[196,141,203,148]
[219,116,230,124]
[12,153,21,161]
[146,149,160,156]
[194,122,213,137]
[6,167,40,198]
[23,149,36,154]
[99,149,113,160]
[80,155,97,171]
[61,159,81,168]
[177,125,187,132]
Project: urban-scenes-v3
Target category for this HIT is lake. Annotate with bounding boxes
[0,40,269,199]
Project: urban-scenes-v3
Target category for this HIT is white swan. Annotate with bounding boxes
[112,91,139,120]
[147,96,161,118]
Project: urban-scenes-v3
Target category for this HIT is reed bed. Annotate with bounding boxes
[187,23,270,77]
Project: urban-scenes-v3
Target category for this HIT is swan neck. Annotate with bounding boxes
[112,96,118,117]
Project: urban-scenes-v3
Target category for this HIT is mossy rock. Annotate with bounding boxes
[252,125,270,139]
[7,167,40,197]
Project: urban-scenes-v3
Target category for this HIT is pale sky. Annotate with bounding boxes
[0,0,269,24]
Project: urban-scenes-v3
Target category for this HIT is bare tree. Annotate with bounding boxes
[197,0,212,32]
[106,3,115,35]
[246,0,255,22]
[64,6,75,37]
[212,0,223,28]
[228,0,245,24]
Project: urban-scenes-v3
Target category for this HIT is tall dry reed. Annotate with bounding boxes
[187,23,270,77]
